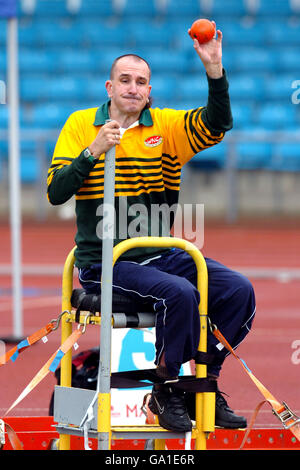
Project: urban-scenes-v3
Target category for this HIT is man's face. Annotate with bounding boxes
[106,56,151,116]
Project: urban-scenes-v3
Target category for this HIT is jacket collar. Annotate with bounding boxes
[93,100,153,127]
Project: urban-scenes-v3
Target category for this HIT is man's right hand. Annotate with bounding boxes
[89,120,121,159]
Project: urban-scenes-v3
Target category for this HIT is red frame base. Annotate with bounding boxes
[1,417,300,450]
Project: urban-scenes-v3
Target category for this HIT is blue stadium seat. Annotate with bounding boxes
[271,143,300,171]
[30,104,77,128]
[171,101,199,110]
[231,103,254,129]
[149,76,177,105]
[94,48,137,75]
[202,47,278,74]
[228,75,265,102]
[0,50,6,76]
[21,155,38,183]
[18,22,42,47]
[78,0,114,18]
[21,76,51,102]
[0,141,8,170]
[0,106,7,129]
[210,0,249,17]
[57,49,100,73]
[127,20,175,49]
[47,77,89,101]
[164,0,201,18]
[177,76,210,103]
[20,0,77,17]
[167,18,196,51]
[0,106,26,129]
[256,103,299,130]
[0,19,6,45]
[279,48,300,72]
[221,21,265,46]
[263,74,295,101]
[231,47,277,73]
[236,142,273,170]
[146,49,189,74]
[265,21,300,46]
[21,76,88,102]
[253,0,294,17]
[116,0,158,18]
[189,143,227,170]
[84,21,129,46]
[19,49,57,73]
[81,77,110,103]
[37,22,84,47]
[20,141,38,183]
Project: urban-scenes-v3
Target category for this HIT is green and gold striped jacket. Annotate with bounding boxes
[47,72,232,267]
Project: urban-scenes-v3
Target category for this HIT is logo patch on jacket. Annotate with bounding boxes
[144,135,163,147]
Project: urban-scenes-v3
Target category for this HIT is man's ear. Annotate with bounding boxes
[105,80,113,98]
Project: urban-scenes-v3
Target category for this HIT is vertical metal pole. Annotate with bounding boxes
[97,143,116,450]
[7,17,23,339]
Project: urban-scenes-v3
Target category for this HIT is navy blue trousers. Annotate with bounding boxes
[79,248,256,378]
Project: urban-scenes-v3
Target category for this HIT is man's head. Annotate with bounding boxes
[105,54,152,117]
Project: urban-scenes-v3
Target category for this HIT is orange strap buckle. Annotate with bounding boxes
[273,402,300,430]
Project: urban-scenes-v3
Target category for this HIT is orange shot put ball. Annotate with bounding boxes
[189,19,216,44]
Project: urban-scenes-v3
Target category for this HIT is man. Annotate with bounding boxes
[47,24,256,432]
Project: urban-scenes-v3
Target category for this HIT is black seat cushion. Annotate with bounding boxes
[71,288,155,314]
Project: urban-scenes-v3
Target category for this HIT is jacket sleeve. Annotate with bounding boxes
[202,69,233,134]
[161,69,233,166]
[47,112,97,205]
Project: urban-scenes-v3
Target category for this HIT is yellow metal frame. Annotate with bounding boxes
[58,237,215,450]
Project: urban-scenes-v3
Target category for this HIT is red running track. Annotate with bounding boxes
[0,220,300,430]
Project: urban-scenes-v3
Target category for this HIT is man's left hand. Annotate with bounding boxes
[189,21,223,79]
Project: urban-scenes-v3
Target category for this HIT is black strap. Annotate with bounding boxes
[194,351,215,365]
[110,368,217,393]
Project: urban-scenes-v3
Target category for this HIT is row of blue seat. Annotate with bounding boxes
[1,102,299,131]
[16,0,300,19]
[1,139,300,184]
[10,73,296,104]
[1,46,300,75]
[2,18,300,47]
[191,140,300,172]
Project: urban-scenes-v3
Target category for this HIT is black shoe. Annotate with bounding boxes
[184,389,247,429]
[148,385,192,432]
[215,390,247,429]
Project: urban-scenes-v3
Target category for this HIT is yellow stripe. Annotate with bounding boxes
[185,110,195,150]
[165,183,180,191]
[51,157,74,165]
[162,168,181,177]
[115,180,163,189]
[163,176,181,185]
[117,187,165,197]
[76,193,103,200]
[191,112,215,147]
[90,169,105,176]
[47,165,64,186]
[115,168,162,175]
[84,174,163,185]
[116,159,161,166]
[78,179,164,193]
[198,113,224,140]
[115,174,162,181]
